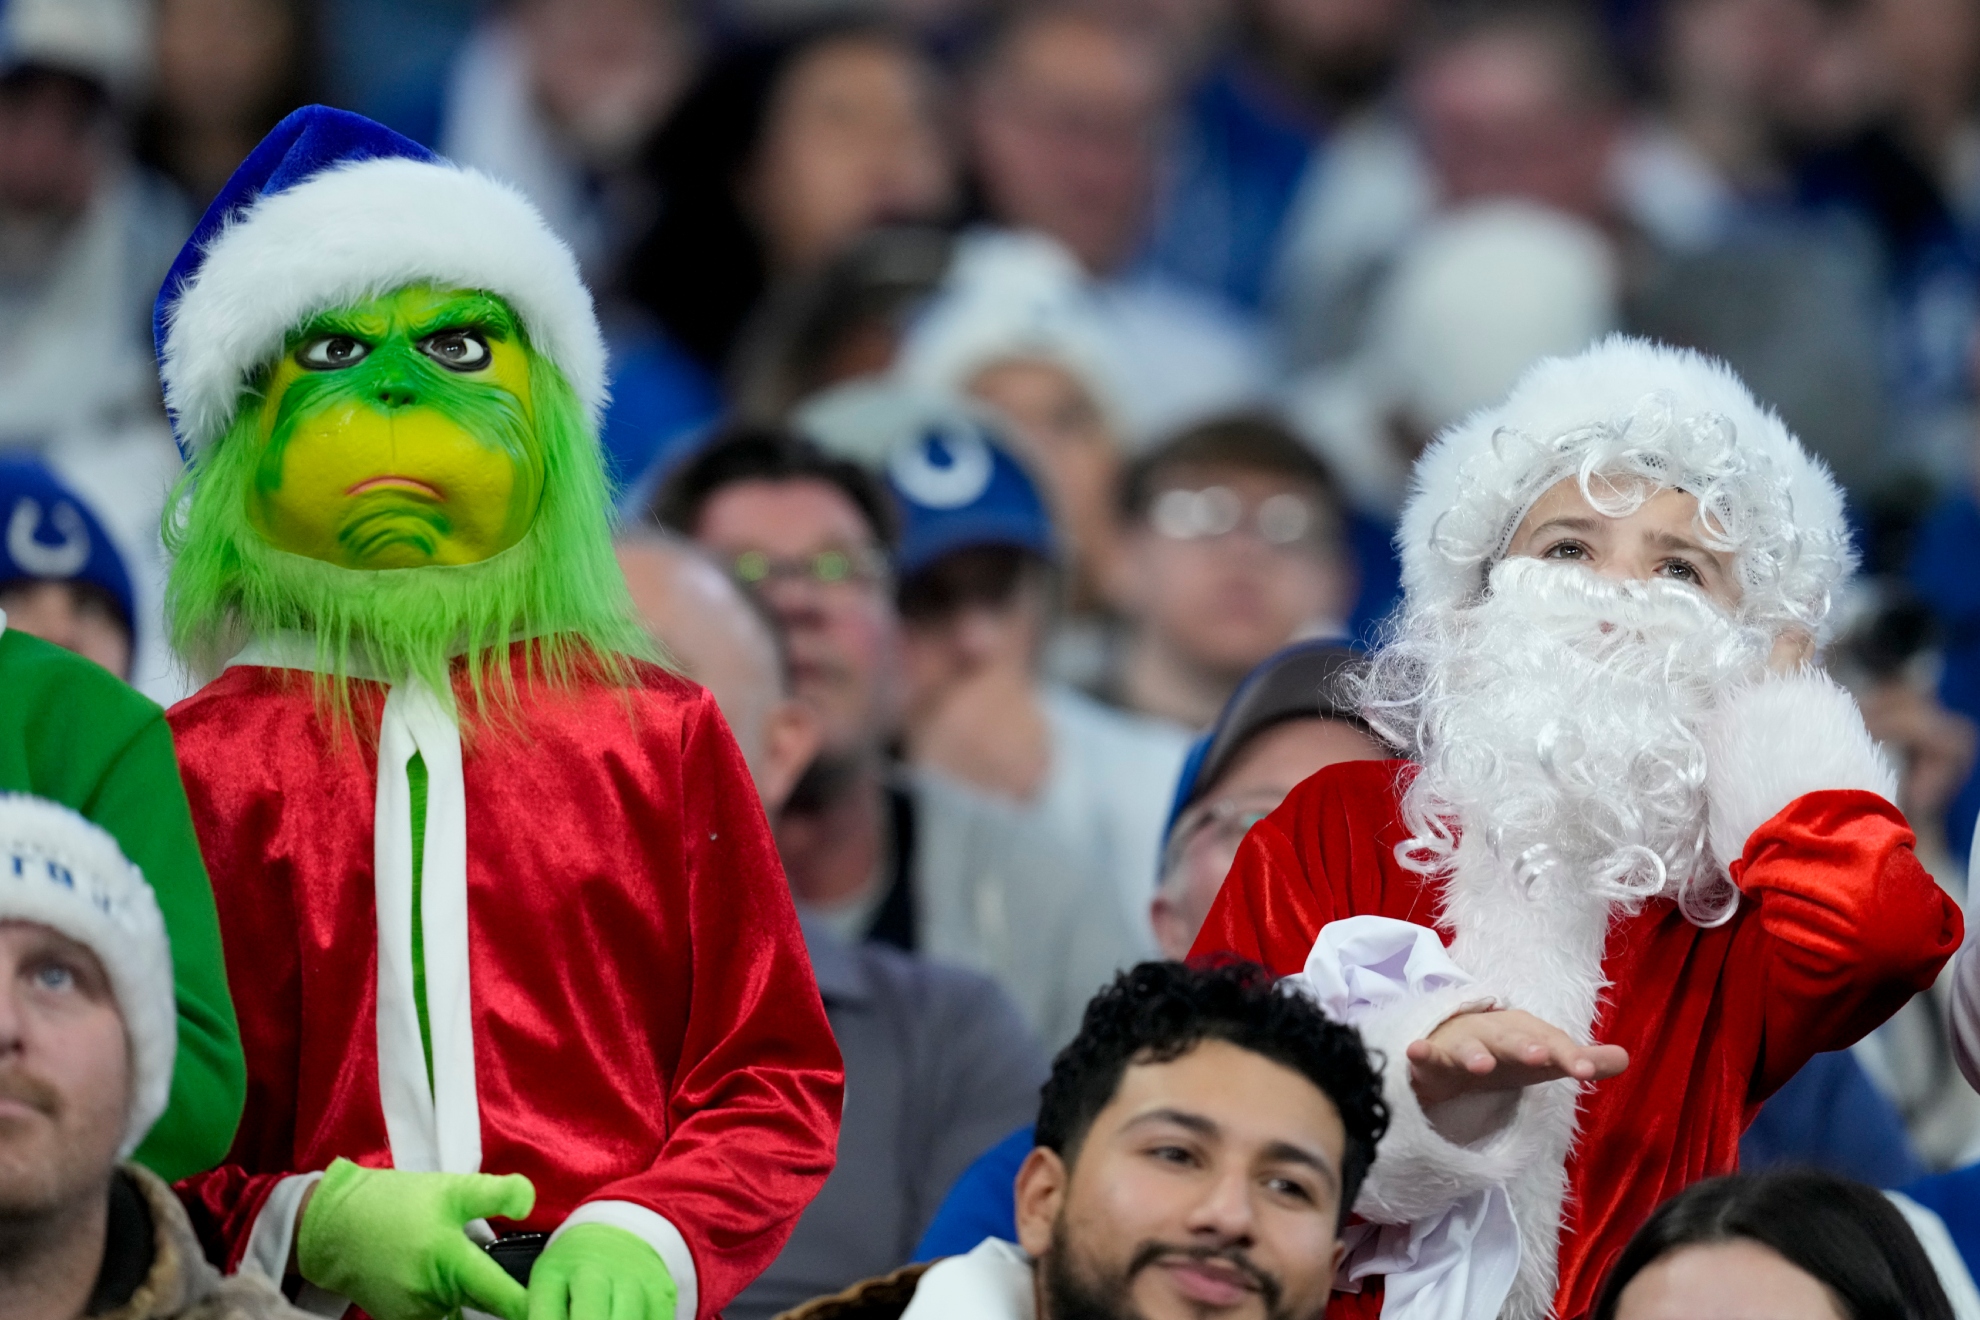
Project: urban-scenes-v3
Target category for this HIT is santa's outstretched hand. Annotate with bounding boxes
[1408,1010,1629,1143]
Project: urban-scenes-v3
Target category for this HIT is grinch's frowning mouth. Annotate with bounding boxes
[347,475,444,500]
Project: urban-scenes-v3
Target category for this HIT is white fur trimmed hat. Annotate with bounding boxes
[0,794,175,1157]
[153,105,607,458]
[1398,335,1855,638]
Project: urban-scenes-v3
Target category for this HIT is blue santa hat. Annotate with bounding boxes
[0,457,135,634]
[153,105,607,459]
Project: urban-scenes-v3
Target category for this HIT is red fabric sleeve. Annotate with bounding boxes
[1192,761,1434,975]
[175,1164,290,1271]
[1735,788,1964,1099]
[582,693,845,1318]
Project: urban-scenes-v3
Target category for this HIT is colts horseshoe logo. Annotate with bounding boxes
[7,498,91,578]
[888,420,995,510]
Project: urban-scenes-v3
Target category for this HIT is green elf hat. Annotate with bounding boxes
[152,104,607,460]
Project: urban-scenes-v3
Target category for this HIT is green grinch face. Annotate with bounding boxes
[247,285,546,570]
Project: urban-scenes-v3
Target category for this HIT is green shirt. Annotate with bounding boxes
[0,627,245,1180]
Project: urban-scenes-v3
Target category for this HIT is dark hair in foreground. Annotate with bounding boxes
[1591,1168,1953,1320]
[1037,959,1388,1227]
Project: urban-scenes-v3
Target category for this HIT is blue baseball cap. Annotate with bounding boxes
[0,458,135,633]
[1158,639,1372,871]
[883,412,1056,581]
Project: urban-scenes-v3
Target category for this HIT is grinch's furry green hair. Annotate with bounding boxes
[165,340,656,730]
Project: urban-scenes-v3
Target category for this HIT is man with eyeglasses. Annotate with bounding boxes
[1110,415,1355,728]
[654,427,1122,1049]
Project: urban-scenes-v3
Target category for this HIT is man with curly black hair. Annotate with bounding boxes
[778,959,1388,1320]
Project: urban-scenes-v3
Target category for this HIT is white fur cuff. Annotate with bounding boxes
[1289,916,1529,1223]
[1702,671,1897,870]
[1351,981,1536,1224]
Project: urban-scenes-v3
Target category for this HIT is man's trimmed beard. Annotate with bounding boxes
[1359,557,1771,925]
[1039,1219,1306,1320]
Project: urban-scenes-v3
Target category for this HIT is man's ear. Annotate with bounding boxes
[1149,889,1192,962]
[759,698,823,817]
[1014,1145,1069,1259]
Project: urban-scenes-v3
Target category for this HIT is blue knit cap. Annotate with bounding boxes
[0,457,134,633]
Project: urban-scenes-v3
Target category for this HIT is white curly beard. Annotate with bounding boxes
[1366,556,1774,924]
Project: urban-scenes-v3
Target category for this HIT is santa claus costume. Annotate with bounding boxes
[154,108,842,1318]
[1196,337,1963,1320]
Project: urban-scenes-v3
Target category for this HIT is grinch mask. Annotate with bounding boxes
[166,284,649,718]
[248,286,546,570]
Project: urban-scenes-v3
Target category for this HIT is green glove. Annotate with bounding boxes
[297,1158,537,1320]
[527,1223,677,1320]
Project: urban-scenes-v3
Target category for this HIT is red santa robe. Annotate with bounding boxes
[1193,673,1963,1320]
[169,642,844,1319]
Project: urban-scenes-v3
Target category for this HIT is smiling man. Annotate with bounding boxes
[1196,337,1964,1320]
[154,108,842,1320]
[781,959,1388,1320]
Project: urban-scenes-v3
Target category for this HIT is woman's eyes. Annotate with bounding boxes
[419,330,492,372]
[296,335,371,370]
[1658,558,1701,583]
[1540,540,1588,560]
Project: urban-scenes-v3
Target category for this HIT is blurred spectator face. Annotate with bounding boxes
[1120,466,1351,694]
[1661,0,1872,150]
[0,70,107,269]
[896,548,1054,799]
[1863,0,1980,146]
[970,12,1171,275]
[516,0,692,166]
[153,0,296,142]
[617,537,823,812]
[968,358,1124,609]
[0,921,129,1224]
[690,478,903,758]
[1152,716,1383,957]
[747,34,955,275]
[1014,1036,1348,1320]
[898,550,1048,723]
[1609,1239,1844,1320]
[0,581,130,679]
[1410,23,1620,223]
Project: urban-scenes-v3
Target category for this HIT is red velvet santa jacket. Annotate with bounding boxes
[167,651,844,1318]
[1194,678,1962,1320]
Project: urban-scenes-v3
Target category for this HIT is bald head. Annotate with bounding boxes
[617,533,818,808]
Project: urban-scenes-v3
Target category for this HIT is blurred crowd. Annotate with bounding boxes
[18,0,1980,1308]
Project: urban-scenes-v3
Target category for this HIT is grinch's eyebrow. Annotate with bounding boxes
[408,293,517,340]
[292,305,389,342]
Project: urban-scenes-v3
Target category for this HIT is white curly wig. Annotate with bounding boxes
[1398,335,1856,640]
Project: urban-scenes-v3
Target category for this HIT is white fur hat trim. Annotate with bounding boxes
[159,155,608,453]
[1398,335,1855,638]
[0,795,175,1157]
